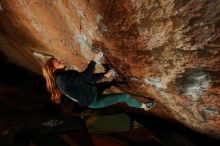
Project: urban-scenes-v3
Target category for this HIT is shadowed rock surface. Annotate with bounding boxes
[0,0,219,139]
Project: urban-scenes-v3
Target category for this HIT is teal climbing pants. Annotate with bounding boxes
[88,93,142,108]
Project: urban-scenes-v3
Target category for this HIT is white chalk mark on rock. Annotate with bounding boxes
[95,14,103,23]
[180,70,211,101]
[77,33,90,49]
[76,33,92,60]
[144,77,167,90]
[95,14,108,32]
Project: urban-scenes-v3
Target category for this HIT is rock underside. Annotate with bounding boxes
[0,0,219,139]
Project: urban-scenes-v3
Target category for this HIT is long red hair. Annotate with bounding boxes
[42,58,63,103]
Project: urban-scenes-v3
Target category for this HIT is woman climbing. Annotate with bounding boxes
[42,52,156,111]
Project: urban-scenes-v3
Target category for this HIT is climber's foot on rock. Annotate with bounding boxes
[143,99,156,111]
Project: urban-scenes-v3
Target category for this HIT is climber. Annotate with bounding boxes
[42,51,156,111]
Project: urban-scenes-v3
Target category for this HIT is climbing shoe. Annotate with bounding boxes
[143,99,156,111]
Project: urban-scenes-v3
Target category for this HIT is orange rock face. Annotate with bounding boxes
[0,0,220,138]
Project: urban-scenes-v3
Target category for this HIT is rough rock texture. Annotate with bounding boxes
[0,0,220,138]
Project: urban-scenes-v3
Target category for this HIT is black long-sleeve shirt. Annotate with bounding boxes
[55,61,105,106]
